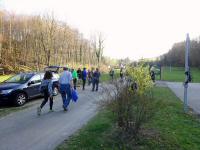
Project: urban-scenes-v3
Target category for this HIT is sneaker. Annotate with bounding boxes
[63,105,67,111]
[63,108,68,112]
[49,109,54,112]
[37,107,41,116]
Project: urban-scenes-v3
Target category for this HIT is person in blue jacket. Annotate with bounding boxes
[82,67,87,90]
[37,71,53,115]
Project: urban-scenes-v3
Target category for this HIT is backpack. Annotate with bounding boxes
[40,82,49,93]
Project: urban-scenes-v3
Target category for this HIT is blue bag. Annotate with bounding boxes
[72,90,78,102]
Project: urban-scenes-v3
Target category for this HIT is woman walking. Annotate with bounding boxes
[37,71,53,116]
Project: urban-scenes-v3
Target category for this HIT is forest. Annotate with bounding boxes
[0,11,106,73]
[159,37,200,68]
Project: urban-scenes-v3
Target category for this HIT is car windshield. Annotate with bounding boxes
[53,73,59,79]
[40,73,59,80]
[5,73,33,84]
[44,66,59,73]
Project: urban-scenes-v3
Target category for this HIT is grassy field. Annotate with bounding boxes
[57,87,200,150]
[101,69,120,82]
[101,72,120,82]
[156,66,200,82]
[0,75,12,83]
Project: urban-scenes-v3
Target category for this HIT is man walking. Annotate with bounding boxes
[120,68,124,80]
[92,68,101,91]
[109,68,114,82]
[59,67,73,111]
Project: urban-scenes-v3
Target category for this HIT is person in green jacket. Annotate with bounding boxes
[72,69,78,90]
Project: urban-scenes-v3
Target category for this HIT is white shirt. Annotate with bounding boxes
[59,71,72,84]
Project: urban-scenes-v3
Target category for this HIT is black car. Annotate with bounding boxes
[44,65,64,73]
[0,72,59,106]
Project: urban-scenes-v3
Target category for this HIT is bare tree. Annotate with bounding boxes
[92,33,104,67]
[0,11,108,72]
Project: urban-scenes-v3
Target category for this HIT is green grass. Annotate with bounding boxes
[101,69,120,82]
[0,75,13,83]
[57,110,115,150]
[156,66,200,82]
[143,87,200,149]
[101,72,120,82]
[57,87,200,150]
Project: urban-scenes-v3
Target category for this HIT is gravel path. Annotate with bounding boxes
[0,85,104,150]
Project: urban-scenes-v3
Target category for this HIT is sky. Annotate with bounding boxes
[1,0,200,60]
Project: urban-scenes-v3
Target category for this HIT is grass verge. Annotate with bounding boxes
[57,87,200,150]
[157,66,200,82]
[0,75,13,83]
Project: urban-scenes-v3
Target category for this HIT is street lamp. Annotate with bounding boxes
[184,33,191,113]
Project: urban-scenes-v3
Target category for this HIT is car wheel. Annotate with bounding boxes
[53,87,59,96]
[15,93,27,106]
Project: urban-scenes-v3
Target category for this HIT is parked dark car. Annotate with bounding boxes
[44,65,64,73]
[0,72,59,106]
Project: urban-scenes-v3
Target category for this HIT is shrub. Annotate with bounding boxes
[101,65,157,147]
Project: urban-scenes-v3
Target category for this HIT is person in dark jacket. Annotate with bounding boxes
[87,69,92,85]
[120,68,124,80]
[92,68,101,91]
[82,67,87,90]
[77,68,82,86]
[150,70,155,82]
[37,71,53,115]
[77,68,82,80]
[109,68,114,81]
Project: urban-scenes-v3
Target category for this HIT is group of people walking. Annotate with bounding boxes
[109,67,124,81]
[37,67,101,115]
[72,67,101,91]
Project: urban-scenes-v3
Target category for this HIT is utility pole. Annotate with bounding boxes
[184,33,190,113]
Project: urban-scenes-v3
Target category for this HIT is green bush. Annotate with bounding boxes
[101,65,158,148]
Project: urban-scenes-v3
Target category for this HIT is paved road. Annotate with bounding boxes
[0,85,105,150]
[157,81,200,114]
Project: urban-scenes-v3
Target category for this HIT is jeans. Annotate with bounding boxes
[40,91,53,110]
[92,79,99,91]
[60,84,72,108]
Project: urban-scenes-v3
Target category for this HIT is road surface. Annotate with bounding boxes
[0,85,105,150]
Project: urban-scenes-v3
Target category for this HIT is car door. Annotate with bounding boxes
[26,74,42,97]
